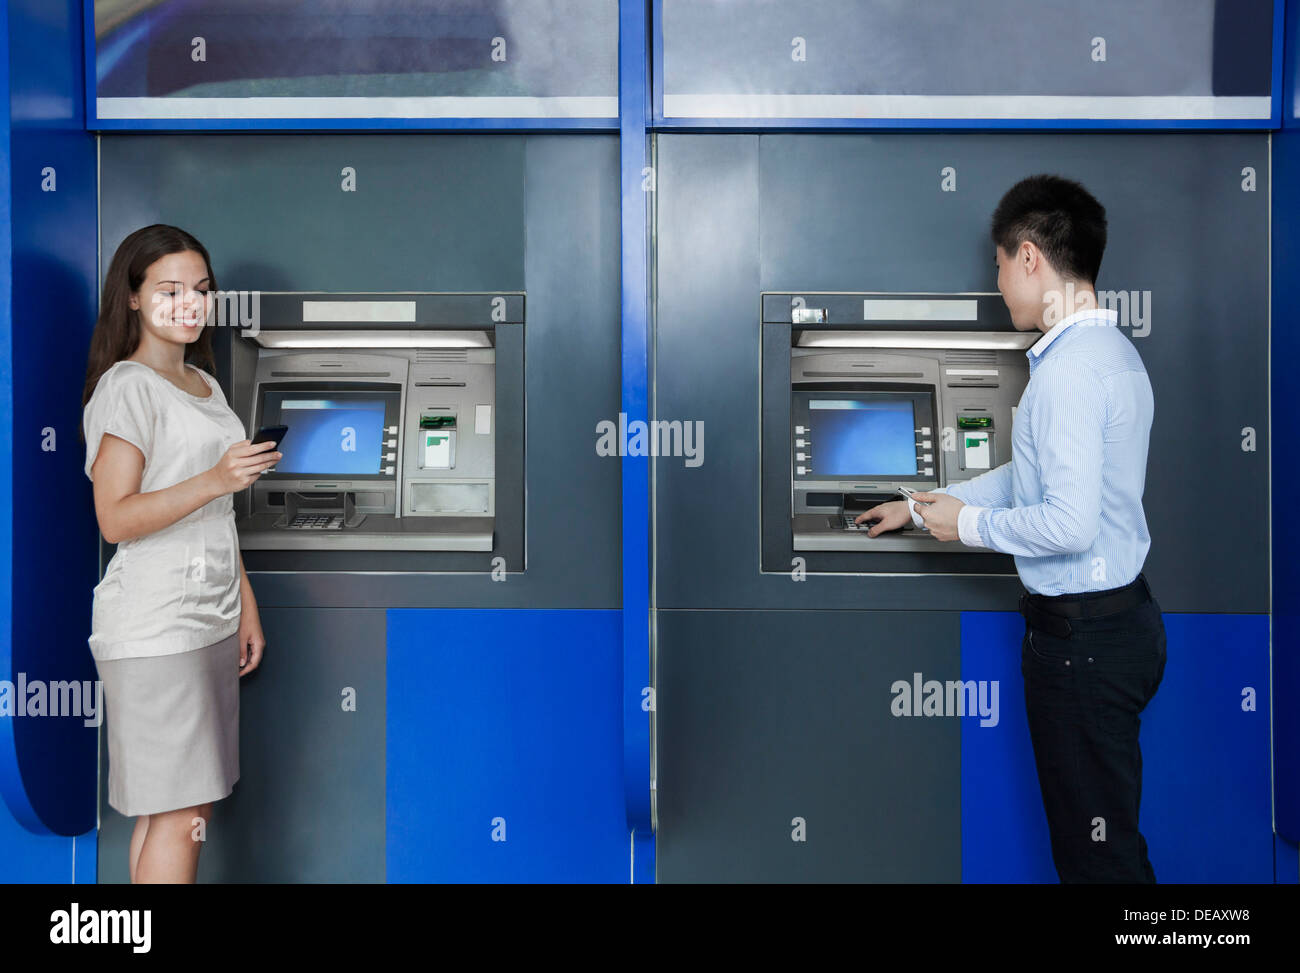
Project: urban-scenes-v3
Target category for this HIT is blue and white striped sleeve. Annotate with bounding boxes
[966,357,1105,555]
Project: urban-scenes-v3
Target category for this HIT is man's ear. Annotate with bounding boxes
[1020,240,1038,275]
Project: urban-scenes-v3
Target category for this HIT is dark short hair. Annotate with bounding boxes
[990,174,1108,284]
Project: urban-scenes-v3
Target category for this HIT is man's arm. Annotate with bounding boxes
[958,358,1105,555]
[906,461,1013,527]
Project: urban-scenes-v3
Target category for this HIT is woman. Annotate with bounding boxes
[81,224,281,883]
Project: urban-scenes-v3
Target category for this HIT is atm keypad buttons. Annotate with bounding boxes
[287,513,344,530]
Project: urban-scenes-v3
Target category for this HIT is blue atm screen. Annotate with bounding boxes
[274,398,388,475]
[809,398,918,476]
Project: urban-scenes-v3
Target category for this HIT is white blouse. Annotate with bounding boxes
[83,360,249,661]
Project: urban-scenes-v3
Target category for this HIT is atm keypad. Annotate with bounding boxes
[287,514,344,530]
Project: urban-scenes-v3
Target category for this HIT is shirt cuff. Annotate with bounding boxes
[907,496,925,528]
[957,504,989,548]
[907,486,948,529]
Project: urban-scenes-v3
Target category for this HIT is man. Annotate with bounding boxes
[860,174,1167,883]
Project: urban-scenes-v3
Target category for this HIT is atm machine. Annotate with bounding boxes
[761,292,1032,574]
[217,292,524,571]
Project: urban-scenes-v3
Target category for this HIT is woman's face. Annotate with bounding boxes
[128,250,213,347]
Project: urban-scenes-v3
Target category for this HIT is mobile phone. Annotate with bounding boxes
[252,424,288,447]
[251,425,288,472]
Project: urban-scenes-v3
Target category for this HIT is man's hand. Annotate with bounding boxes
[911,492,965,542]
[854,500,911,537]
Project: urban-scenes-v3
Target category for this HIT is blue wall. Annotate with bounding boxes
[0,0,101,878]
[962,613,1275,883]
[386,609,639,882]
[1271,0,1300,864]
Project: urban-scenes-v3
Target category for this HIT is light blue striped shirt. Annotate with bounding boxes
[914,306,1154,595]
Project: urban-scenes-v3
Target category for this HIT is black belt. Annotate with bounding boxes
[1018,574,1152,639]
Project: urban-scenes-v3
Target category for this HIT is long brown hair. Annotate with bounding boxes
[81,225,219,425]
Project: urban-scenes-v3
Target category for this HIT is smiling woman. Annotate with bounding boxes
[80,225,282,884]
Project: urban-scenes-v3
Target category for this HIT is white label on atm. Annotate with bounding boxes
[423,431,452,469]
[964,431,991,470]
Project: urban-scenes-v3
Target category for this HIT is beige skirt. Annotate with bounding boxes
[95,631,241,818]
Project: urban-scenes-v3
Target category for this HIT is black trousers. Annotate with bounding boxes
[1020,575,1167,883]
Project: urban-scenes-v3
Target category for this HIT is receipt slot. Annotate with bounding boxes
[761,292,1031,574]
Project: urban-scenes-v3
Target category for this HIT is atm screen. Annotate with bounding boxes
[259,388,398,477]
[807,397,918,477]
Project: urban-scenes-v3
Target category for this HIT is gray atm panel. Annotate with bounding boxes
[221,292,524,571]
[790,345,1029,552]
[237,349,496,552]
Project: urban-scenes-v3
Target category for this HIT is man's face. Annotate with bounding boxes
[995,243,1039,331]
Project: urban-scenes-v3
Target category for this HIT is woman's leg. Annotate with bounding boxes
[135,802,214,884]
[128,814,150,884]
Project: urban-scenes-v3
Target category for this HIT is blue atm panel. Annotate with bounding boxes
[386,609,629,882]
[961,612,1272,883]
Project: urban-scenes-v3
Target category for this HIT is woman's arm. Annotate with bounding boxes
[236,547,266,675]
[237,548,255,608]
[91,433,222,544]
[90,433,279,544]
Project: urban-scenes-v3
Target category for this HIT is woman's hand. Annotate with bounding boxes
[207,439,281,496]
[238,603,265,677]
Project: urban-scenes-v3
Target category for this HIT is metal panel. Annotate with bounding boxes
[96,608,388,883]
[86,0,619,129]
[656,0,1281,129]
[655,609,961,882]
[97,133,621,608]
[620,0,653,833]
[655,132,1270,613]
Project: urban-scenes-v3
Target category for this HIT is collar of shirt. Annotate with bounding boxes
[1026,306,1119,360]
